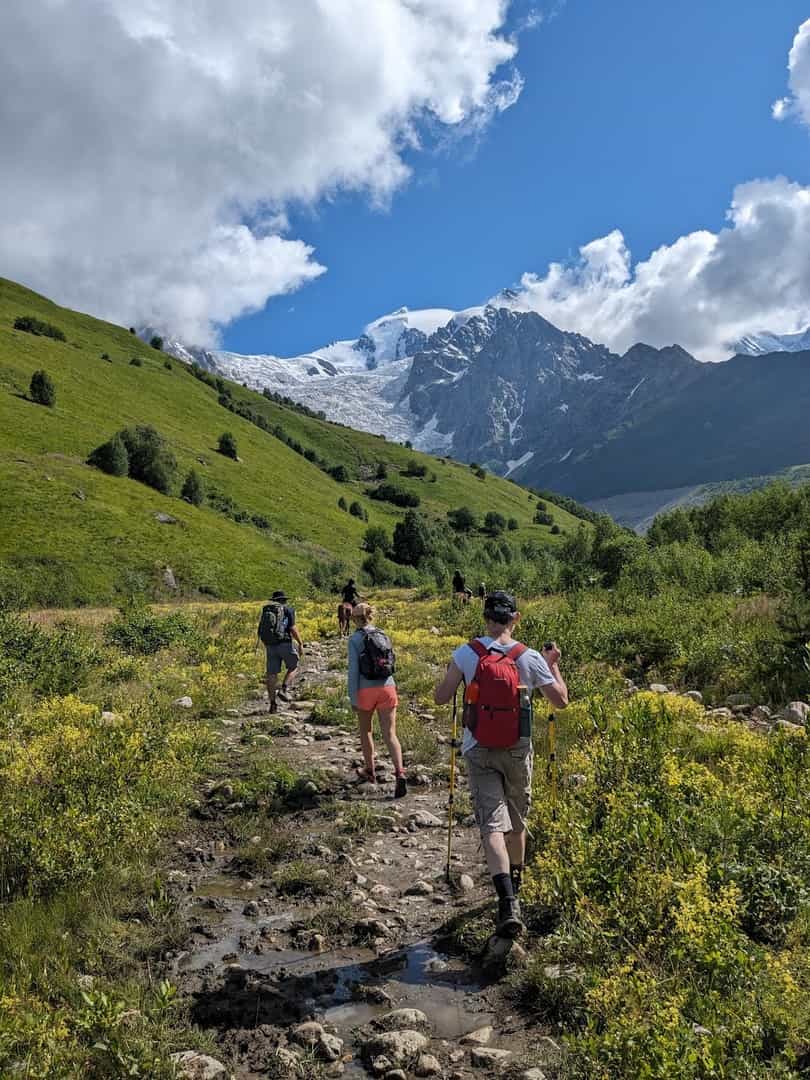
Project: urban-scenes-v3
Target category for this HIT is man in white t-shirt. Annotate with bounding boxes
[434,590,568,938]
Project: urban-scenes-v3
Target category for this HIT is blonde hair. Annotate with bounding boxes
[352,602,374,627]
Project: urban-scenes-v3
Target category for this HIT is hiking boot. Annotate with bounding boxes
[394,775,407,799]
[277,687,291,702]
[268,697,278,715]
[496,897,524,939]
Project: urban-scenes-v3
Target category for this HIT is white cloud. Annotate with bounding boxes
[510,178,810,362]
[0,0,521,344]
[772,18,810,125]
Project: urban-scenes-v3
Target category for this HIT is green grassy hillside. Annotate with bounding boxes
[0,278,584,606]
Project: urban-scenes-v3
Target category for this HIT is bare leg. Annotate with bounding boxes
[282,663,299,692]
[377,707,405,775]
[481,831,510,877]
[504,830,526,867]
[355,708,375,778]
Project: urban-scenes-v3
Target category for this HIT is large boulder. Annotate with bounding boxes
[377,1009,430,1031]
[363,1030,429,1065]
[784,701,810,725]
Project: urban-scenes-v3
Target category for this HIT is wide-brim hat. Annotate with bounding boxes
[271,590,288,603]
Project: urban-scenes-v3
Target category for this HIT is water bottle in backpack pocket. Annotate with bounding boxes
[358,628,396,679]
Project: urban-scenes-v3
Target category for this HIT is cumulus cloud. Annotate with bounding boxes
[0,0,520,344]
[510,178,810,362]
[772,18,810,124]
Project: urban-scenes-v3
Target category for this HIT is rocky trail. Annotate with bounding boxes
[162,637,558,1080]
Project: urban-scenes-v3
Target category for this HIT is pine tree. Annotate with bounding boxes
[87,434,129,477]
[218,432,238,460]
[181,469,205,506]
[29,370,55,407]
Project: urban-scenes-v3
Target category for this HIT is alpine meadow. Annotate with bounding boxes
[6,3,810,1079]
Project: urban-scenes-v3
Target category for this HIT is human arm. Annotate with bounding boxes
[537,643,568,710]
[291,625,304,651]
[434,660,465,706]
[348,633,360,707]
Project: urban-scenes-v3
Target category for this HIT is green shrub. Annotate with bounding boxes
[118,425,177,494]
[163,359,172,371]
[363,525,389,552]
[29,370,55,407]
[104,603,198,655]
[508,518,519,531]
[349,501,367,520]
[129,356,143,367]
[367,483,420,508]
[392,510,433,567]
[448,506,478,532]
[14,315,66,341]
[328,464,349,482]
[87,434,129,477]
[376,462,388,480]
[484,511,507,536]
[0,611,102,706]
[150,335,164,351]
[403,459,428,478]
[338,496,348,511]
[181,468,204,506]
[535,509,554,526]
[218,431,238,460]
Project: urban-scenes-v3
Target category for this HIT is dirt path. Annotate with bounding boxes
[165,637,557,1080]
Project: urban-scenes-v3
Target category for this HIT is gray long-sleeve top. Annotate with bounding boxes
[347,627,396,707]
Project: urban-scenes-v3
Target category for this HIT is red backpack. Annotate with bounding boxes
[464,639,527,749]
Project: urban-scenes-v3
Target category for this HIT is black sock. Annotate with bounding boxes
[492,872,514,901]
[510,864,524,895]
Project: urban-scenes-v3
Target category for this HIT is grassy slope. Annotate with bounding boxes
[0,277,583,605]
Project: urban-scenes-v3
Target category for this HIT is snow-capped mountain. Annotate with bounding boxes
[157,304,810,502]
[734,327,810,356]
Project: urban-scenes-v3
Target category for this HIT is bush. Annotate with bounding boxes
[484,511,507,536]
[363,526,389,553]
[29,370,55,407]
[100,352,110,361]
[362,548,416,587]
[251,513,271,530]
[551,523,561,535]
[328,464,350,482]
[403,459,428,478]
[349,501,367,520]
[535,509,554,526]
[118,425,177,493]
[129,356,143,367]
[0,610,102,707]
[392,510,434,567]
[150,335,164,351]
[218,431,238,460]
[87,434,129,477]
[104,603,198,656]
[474,466,486,480]
[376,462,388,480]
[164,360,172,371]
[181,468,204,506]
[338,496,348,511]
[367,483,421,508]
[14,316,66,341]
[448,506,478,532]
[508,518,519,531]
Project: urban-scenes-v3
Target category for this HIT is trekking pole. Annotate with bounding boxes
[547,712,558,821]
[446,684,460,883]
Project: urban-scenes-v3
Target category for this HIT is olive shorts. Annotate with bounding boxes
[265,642,299,675]
[464,738,533,835]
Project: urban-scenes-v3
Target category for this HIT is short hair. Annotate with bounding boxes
[352,602,374,626]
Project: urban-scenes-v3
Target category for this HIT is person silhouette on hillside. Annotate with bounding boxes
[452,569,473,603]
[341,579,361,607]
[434,590,568,939]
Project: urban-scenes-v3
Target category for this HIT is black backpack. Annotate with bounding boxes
[358,628,396,679]
[258,602,287,646]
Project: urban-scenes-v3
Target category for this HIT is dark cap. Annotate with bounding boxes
[484,590,517,617]
[271,590,288,603]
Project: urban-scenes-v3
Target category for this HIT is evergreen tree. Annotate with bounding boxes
[119,425,177,493]
[181,469,205,506]
[363,525,389,552]
[484,511,507,536]
[392,510,433,567]
[87,434,129,477]
[29,370,55,407]
[150,335,164,351]
[218,432,238,460]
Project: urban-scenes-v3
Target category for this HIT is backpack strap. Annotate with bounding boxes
[506,643,527,661]
[469,639,489,660]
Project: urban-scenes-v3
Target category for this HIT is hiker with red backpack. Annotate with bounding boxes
[434,590,568,938]
[348,603,407,799]
[257,590,304,714]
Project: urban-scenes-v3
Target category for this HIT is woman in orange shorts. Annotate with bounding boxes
[348,603,407,798]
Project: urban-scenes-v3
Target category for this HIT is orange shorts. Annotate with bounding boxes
[355,685,399,712]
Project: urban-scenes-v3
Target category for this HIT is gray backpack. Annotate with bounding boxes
[258,602,286,645]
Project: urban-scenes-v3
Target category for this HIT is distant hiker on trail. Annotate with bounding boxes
[348,603,407,798]
[452,569,472,604]
[257,590,303,714]
[434,590,568,938]
[338,578,362,636]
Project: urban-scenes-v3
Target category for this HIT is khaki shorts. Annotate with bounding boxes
[464,738,533,835]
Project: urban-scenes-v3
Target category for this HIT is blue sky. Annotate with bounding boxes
[222,0,810,358]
